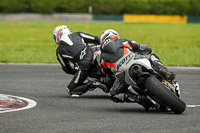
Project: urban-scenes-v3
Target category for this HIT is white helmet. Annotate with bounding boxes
[53,25,72,44]
[100,29,119,44]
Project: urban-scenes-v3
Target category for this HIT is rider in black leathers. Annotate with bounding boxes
[99,29,175,109]
[53,25,107,97]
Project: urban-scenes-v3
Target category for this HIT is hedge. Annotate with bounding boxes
[0,0,200,16]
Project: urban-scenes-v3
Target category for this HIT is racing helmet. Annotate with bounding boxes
[100,29,119,44]
[53,25,72,44]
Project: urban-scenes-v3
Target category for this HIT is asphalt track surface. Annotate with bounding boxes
[0,64,200,133]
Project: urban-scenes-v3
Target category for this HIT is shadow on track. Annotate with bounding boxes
[46,94,185,115]
[47,94,109,100]
[94,105,183,115]
[69,95,110,100]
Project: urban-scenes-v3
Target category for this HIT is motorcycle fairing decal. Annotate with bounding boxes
[115,52,135,71]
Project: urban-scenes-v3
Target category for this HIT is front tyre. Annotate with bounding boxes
[145,76,186,114]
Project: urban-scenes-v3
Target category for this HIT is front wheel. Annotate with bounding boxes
[145,76,186,114]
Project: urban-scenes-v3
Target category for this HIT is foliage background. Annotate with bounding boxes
[0,0,200,16]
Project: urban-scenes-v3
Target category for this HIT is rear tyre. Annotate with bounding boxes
[145,76,186,114]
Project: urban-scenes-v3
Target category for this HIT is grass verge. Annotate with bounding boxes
[0,22,199,66]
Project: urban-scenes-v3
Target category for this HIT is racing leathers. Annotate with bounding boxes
[100,38,175,106]
[56,32,102,96]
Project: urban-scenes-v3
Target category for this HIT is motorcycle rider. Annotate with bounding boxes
[99,29,175,110]
[53,25,108,97]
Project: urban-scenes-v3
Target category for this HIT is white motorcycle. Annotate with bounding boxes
[115,52,186,114]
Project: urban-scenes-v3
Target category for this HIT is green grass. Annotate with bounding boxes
[0,22,199,66]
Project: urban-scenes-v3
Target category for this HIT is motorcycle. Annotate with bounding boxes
[72,51,186,114]
[114,52,186,114]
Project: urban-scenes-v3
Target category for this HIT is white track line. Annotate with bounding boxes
[186,105,200,108]
[168,66,200,70]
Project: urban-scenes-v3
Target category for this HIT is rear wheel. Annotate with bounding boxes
[145,76,186,114]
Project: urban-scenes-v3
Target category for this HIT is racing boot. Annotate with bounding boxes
[109,92,151,111]
[150,54,175,82]
[124,92,151,111]
[66,87,82,97]
[109,93,126,103]
[66,82,94,97]
[158,67,176,82]
[92,81,110,93]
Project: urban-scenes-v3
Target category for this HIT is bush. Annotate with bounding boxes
[55,0,91,13]
[0,0,30,13]
[0,0,199,16]
[92,0,125,14]
[188,0,200,16]
[29,0,57,14]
